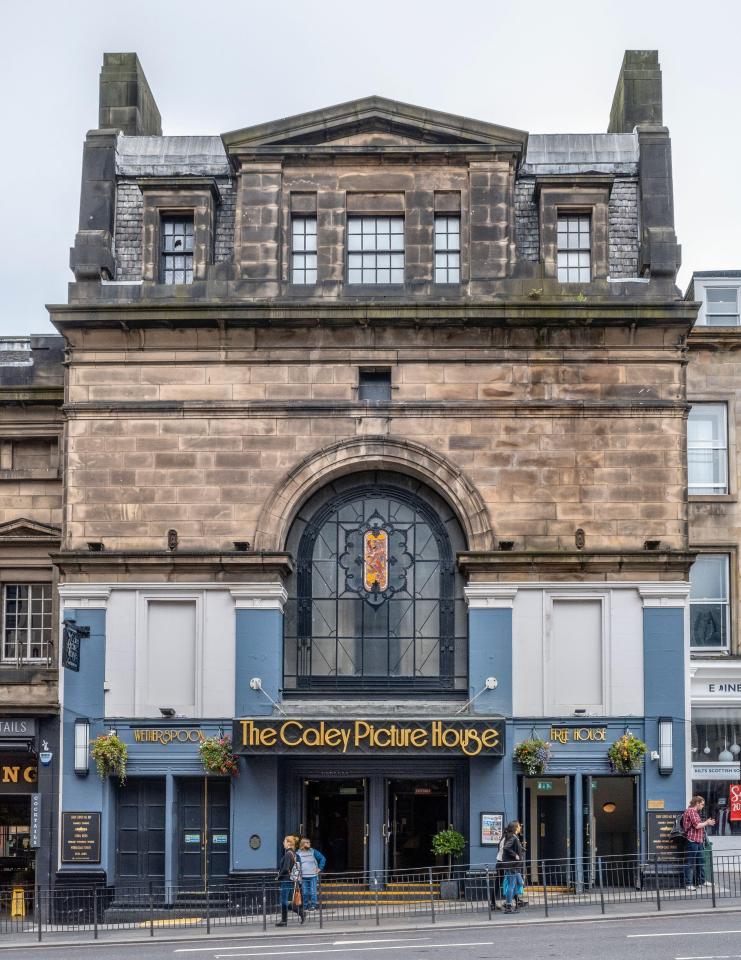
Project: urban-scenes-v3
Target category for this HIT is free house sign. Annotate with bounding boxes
[233,718,505,757]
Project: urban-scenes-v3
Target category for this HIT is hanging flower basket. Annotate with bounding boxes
[513,738,552,776]
[608,733,647,774]
[199,735,240,777]
[90,733,128,783]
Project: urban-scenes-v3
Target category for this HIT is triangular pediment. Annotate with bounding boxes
[0,518,61,541]
[222,96,527,152]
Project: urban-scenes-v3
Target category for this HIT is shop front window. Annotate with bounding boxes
[692,708,741,837]
[283,474,467,692]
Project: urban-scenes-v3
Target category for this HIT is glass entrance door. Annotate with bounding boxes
[583,775,639,886]
[385,779,450,872]
[177,778,230,889]
[521,777,571,885]
[302,778,367,874]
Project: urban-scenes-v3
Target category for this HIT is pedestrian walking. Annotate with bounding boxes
[275,835,304,926]
[500,821,527,914]
[297,836,327,910]
[683,795,715,891]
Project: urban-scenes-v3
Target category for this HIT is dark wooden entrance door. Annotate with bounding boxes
[116,777,166,887]
[386,779,450,871]
[177,778,230,889]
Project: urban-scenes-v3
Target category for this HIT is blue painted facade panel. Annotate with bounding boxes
[468,608,512,716]
[235,609,283,717]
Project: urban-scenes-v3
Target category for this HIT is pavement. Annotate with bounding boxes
[3,898,741,959]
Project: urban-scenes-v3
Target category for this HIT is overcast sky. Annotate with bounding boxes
[1,0,739,336]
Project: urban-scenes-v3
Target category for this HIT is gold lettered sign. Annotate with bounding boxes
[61,812,101,864]
[131,728,205,745]
[0,756,37,795]
[549,727,607,744]
[233,718,505,758]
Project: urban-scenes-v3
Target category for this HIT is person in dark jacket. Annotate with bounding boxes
[500,821,526,914]
[275,835,304,927]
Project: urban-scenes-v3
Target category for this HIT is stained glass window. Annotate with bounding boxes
[284,479,467,692]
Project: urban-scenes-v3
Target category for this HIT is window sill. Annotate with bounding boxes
[690,649,731,657]
[690,495,736,503]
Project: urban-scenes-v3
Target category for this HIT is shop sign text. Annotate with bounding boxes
[550,727,606,744]
[234,718,505,757]
[730,784,741,822]
[61,812,101,863]
[132,728,205,745]
[0,757,37,794]
[0,718,35,738]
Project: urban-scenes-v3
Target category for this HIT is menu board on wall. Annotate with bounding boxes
[646,810,683,863]
[61,812,101,863]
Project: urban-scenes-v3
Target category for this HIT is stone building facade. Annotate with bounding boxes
[0,335,64,891]
[4,48,695,891]
[685,271,741,850]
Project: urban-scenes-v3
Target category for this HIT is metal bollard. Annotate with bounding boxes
[428,867,436,924]
[542,863,549,918]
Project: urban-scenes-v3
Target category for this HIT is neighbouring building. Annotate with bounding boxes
[0,335,64,892]
[22,48,698,894]
[686,271,741,850]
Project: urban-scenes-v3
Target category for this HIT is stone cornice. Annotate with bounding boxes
[458,550,696,578]
[229,583,288,611]
[637,584,690,607]
[61,398,688,418]
[52,551,293,579]
[464,584,518,608]
[48,300,699,331]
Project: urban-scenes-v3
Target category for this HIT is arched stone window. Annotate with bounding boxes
[283,472,467,693]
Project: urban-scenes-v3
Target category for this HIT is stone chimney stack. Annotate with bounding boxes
[98,52,162,136]
[608,50,663,134]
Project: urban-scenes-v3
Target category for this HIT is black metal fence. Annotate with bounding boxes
[1,849,739,941]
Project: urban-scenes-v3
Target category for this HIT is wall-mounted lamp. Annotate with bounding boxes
[159,707,176,717]
[658,717,673,776]
[602,802,616,814]
[74,719,90,776]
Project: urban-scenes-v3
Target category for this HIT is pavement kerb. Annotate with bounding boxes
[2,903,741,951]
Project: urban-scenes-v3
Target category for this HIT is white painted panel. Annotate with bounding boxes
[146,600,196,712]
[550,599,602,712]
[201,591,236,717]
[512,590,544,715]
[609,589,644,715]
[104,590,136,718]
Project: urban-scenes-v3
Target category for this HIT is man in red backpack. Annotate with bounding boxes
[683,795,715,891]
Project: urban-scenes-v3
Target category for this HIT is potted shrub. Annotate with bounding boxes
[431,828,466,899]
[513,737,552,776]
[199,735,240,777]
[90,733,127,783]
[608,732,647,773]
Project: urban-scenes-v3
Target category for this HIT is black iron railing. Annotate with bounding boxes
[1,849,738,941]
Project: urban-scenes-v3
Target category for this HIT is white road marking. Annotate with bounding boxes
[675,955,741,959]
[174,937,429,953]
[176,944,336,954]
[214,942,494,958]
[629,930,741,939]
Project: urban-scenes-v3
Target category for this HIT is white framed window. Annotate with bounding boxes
[557,214,591,283]
[2,584,52,662]
[347,216,404,284]
[690,554,730,650]
[291,217,317,285]
[434,216,460,284]
[688,403,728,495]
[704,287,740,326]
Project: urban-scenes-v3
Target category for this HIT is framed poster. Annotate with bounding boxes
[480,812,504,846]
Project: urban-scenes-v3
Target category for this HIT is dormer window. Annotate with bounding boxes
[160,215,194,284]
[705,287,740,326]
[557,214,591,283]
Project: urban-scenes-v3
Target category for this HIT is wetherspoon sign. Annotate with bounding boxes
[233,718,505,757]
